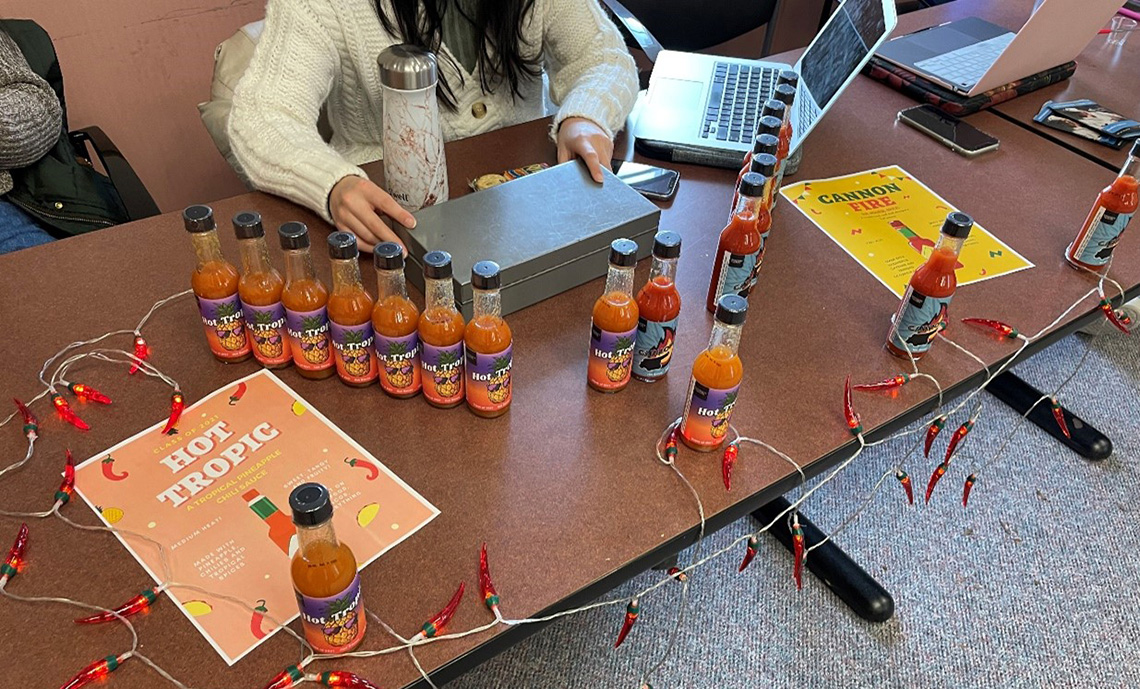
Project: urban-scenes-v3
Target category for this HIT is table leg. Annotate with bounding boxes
[985,372,1112,460]
[752,497,894,623]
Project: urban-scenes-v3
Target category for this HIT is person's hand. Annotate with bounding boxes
[557,117,614,184]
[329,175,416,253]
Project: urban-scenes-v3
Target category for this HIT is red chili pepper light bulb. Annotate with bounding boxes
[962,473,977,507]
[614,598,639,648]
[1050,397,1071,439]
[738,535,759,572]
[75,587,160,624]
[961,317,1019,340]
[666,566,689,583]
[895,470,914,505]
[130,335,150,375]
[0,523,29,587]
[51,393,89,431]
[316,671,382,688]
[852,373,911,392]
[479,543,500,615]
[1099,299,1132,335]
[791,516,805,590]
[262,665,305,689]
[67,382,112,405]
[722,442,739,491]
[663,430,678,462]
[843,376,863,436]
[13,398,38,440]
[60,654,127,689]
[161,390,185,435]
[924,415,947,458]
[54,449,76,507]
[416,582,465,640]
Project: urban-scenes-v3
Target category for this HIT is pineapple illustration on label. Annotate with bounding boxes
[330,322,378,385]
[242,302,291,367]
[286,308,333,372]
[197,294,251,360]
[680,381,741,449]
[465,345,512,413]
[587,324,637,391]
[296,575,365,653]
[422,342,464,405]
[376,333,422,395]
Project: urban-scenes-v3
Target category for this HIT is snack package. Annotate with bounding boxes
[1034,101,1128,149]
[1049,99,1140,139]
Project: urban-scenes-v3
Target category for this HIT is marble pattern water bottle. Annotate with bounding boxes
[378,45,448,212]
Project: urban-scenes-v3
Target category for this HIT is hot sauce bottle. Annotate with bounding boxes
[418,251,466,408]
[887,212,974,360]
[776,71,803,180]
[731,151,778,222]
[183,205,252,363]
[1066,140,1140,271]
[326,232,378,386]
[464,261,513,417]
[707,172,770,312]
[680,294,747,451]
[234,212,292,369]
[732,127,779,214]
[588,239,640,393]
[372,243,422,398]
[279,222,335,379]
[633,232,682,383]
[289,482,366,654]
[772,76,797,191]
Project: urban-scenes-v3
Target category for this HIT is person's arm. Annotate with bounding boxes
[0,30,63,170]
[542,0,639,181]
[228,0,413,250]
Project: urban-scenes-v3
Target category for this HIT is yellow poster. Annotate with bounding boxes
[780,165,1034,297]
[73,370,439,665]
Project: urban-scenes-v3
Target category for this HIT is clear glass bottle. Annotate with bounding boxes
[680,294,748,451]
[327,232,378,386]
[234,212,291,369]
[633,232,682,383]
[289,483,366,654]
[588,239,640,393]
[465,261,513,417]
[279,222,335,379]
[708,172,767,312]
[418,251,466,408]
[372,243,422,398]
[183,205,251,363]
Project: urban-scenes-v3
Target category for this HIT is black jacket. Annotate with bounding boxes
[1,19,128,236]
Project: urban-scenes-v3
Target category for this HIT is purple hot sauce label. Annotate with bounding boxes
[329,321,377,383]
[241,300,291,366]
[421,341,465,405]
[465,344,513,413]
[295,573,366,653]
[197,294,250,359]
[680,380,741,449]
[375,331,422,395]
[587,323,637,391]
[285,306,334,371]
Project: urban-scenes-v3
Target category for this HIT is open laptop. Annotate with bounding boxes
[632,0,897,168]
[876,0,1126,96]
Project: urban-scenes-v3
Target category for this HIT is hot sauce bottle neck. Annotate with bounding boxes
[238,237,275,276]
[708,322,742,355]
[605,264,636,297]
[330,258,363,293]
[296,520,339,559]
[189,230,226,270]
[649,256,678,283]
[425,277,458,312]
[376,268,408,301]
[1119,151,1140,182]
[472,287,501,319]
[734,192,762,218]
[933,233,966,256]
[283,248,316,283]
[931,212,973,260]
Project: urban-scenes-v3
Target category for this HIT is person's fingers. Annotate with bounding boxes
[557,138,572,164]
[594,136,615,175]
[337,212,379,254]
[359,180,416,229]
[357,207,404,251]
[579,145,604,184]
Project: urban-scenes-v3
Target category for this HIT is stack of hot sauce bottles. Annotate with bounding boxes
[1066,140,1139,272]
[771,71,798,195]
[886,212,974,359]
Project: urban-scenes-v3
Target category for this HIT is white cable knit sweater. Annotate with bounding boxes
[228,0,639,222]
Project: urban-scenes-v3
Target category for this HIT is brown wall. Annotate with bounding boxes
[0,0,265,212]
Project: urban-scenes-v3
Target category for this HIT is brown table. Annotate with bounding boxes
[2,31,1138,689]
[892,0,1140,171]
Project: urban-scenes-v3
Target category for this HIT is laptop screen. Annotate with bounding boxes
[798,0,887,110]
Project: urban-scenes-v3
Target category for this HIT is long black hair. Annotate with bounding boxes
[375,0,543,109]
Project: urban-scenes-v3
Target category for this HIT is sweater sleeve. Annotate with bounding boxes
[228,0,365,222]
[542,0,639,139]
[0,30,63,170]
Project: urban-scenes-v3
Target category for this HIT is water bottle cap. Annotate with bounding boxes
[378,45,439,90]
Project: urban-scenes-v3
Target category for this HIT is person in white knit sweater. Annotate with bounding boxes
[229,0,639,251]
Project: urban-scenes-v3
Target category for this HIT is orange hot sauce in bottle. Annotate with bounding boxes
[464,261,513,417]
[1066,140,1140,271]
[326,232,378,386]
[418,251,466,408]
[680,294,748,451]
[772,77,797,191]
[707,172,770,312]
[279,222,335,379]
[632,232,682,383]
[372,243,422,398]
[234,212,292,369]
[289,483,366,654]
[588,239,640,392]
[886,212,975,360]
[183,205,251,363]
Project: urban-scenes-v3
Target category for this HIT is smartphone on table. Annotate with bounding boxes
[898,105,1000,157]
[614,160,680,200]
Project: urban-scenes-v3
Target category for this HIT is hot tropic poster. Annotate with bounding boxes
[779,166,1034,297]
[72,370,439,664]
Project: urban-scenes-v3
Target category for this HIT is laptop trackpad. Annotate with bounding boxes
[638,78,703,136]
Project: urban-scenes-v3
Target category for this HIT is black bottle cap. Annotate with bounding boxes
[652,231,681,259]
[232,211,264,239]
[739,172,766,199]
[941,211,974,239]
[756,115,782,139]
[760,101,785,122]
[774,83,797,106]
[471,260,501,290]
[278,221,310,250]
[423,250,453,279]
[183,205,215,233]
[753,133,780,156]
[609,238,639,267]
[373,242,404,270]
[327,231,358,260]
[777,70,799,88]
[749,153,778,178]
[715,294,748,325]
[289,482,333,527]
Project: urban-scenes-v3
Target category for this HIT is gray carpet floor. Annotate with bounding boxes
[446,330,1140,689]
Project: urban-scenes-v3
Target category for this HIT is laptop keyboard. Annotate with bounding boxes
[701,61,778,142]
[913,33,1015,89]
